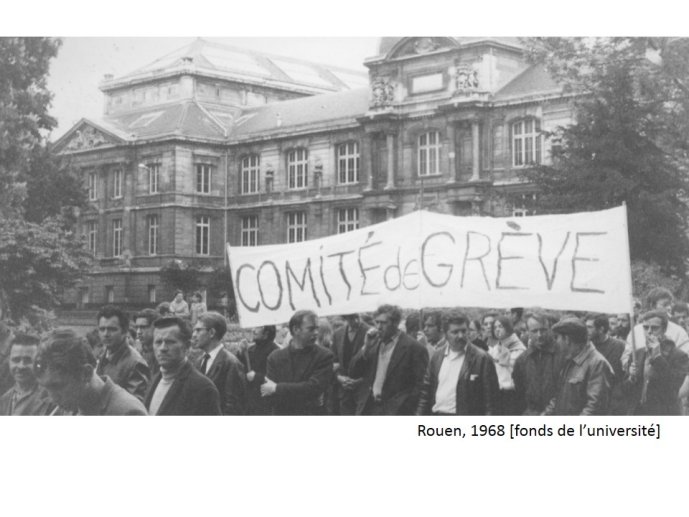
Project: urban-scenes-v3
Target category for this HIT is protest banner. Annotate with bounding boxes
[227,206,633,328]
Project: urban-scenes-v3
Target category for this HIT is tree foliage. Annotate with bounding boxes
[521,37,689,276]
[160,260,202,296]
[207,265,236,315]
[0,38,92,326]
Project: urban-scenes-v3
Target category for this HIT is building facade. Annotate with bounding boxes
[55,37,572,308]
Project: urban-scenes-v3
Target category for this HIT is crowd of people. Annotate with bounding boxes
[1,286,689,416]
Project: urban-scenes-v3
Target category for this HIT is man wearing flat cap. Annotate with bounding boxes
[543,317,613,415]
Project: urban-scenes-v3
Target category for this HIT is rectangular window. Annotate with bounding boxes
[88,172,97,201]
[241,215,259,246]
[112,219,122,257]
[287,212,307,243]
[419,131,441,176]
[147,215,159,255]
[287,148,308,189]
[148,285,156,304]
[87,221,97,254]
[106,285,114,304]
[512,119,542,167]
[337,142,360,184]
[240,155,260,194]
[113,168,123,198]
[148,163,160,194]
[512,194,538,217]
[337,208,359,234]
[196,164,212,194]
[195,215,210,255]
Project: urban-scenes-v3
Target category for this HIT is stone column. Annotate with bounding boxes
[362,135,374,191]
[446,123,457,183]
[471,121,481,182]
[385,132,395,189]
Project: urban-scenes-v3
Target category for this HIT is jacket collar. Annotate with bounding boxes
[572,342,596,366]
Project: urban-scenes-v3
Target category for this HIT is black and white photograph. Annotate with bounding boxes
[3,2,689,515]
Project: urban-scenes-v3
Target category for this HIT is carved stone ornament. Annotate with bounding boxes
[413,38,440,54]
[370,76,395,109]
[453,65,479,94]
[64,126,113,151]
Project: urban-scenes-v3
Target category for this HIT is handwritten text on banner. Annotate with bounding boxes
[228,207,632,327]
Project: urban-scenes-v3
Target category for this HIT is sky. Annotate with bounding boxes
[46,37,380,140]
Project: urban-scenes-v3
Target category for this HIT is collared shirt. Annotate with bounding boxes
[201,343,224,374]
[0,384,54,416]
[372,332,401,400]
[432,346,466,414]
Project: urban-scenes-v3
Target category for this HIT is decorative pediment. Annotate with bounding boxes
[55,120,126,154]
[388,37,458,59]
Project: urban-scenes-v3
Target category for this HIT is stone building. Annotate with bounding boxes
[55,37,571,308]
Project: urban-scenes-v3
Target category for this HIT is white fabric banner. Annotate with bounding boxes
[227,206,633,328]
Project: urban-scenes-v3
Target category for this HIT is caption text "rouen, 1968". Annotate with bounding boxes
[417,423,661,440]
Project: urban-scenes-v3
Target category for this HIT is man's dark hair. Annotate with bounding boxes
[524,311,550,328]
[288,310,317,335]
[646,287,673,309]
[10,332,40,349]
[262,325,277,343]
[443,311,470,332]
[493,315,514,338]
[375,305,402,326]
[672,302,689,315]
[35,328,96,378]
[584,313,609,332]
[97,305,129,331]
[198,312,227,341]
[423,311,443,331]
[153,317,192,345]
[641,310,669,331]
[481,311,499,324]
[156,302,171,316]
[510,307,524,320]
[135,308,161,326]
[405,311,421,335]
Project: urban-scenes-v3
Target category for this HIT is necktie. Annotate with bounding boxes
[200,352,210,374]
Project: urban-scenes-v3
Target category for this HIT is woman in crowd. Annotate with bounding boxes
[169,290,190,318]
[489,315,526,415]
[190,291,207,326]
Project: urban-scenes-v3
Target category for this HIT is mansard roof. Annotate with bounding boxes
[230,88,369,141]
[493,64,563,102]
[102,38,368,95]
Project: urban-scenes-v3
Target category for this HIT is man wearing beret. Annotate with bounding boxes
[543,317,613,415]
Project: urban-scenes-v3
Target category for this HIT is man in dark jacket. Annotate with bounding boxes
[416,311,498,415]
[261,310,334,415]
[513,311,566,415]
[36,329,147,415]
[192,312,246,415]
[241,325,279,415]
[585,313,626,414]
[349,305,428,415]
[332,313,370,415]
[145,317,221,416]
[96,305,150,402]
[544,318,613,415]
[623,310,689,415]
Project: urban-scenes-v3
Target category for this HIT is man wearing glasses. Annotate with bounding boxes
[191,312,247,415]
[623,310,689,415]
